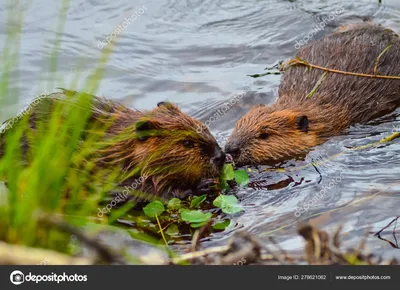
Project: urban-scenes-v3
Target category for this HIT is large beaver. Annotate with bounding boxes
[225,24,400,166]
[0,89,225,200]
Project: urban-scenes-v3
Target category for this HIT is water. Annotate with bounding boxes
[1,0,400,260]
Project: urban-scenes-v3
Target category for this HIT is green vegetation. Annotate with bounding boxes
[0,0,124,259]
[0,2,249,263]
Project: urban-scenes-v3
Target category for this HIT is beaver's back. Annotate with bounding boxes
[278,24,400,124]
[0,90,225,199]
[0,91,140,158]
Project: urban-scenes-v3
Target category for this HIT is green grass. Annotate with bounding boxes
[0,0,152,260]
[0,1,214,262]
[0,1,249,263]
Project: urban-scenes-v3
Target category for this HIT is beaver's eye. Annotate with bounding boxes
[183,140,195,148]
[259,133,269,139]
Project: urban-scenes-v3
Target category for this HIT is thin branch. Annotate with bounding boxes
[374,216,400,237]
[374,44,392,75]
[306,71,328,98]
[155,214,169,248]
[281,57,400,80]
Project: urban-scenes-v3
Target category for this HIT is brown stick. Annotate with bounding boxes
[281,57,400,80]
[0,241,92,265]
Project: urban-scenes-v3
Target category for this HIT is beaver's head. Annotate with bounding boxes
[102,102,225,197]
[225,105,320,166]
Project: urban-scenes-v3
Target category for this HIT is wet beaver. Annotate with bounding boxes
[0,89,225,200]
[225,24,400,166]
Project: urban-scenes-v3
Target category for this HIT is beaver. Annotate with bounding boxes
[0,89,225,200]
[225,24,400,166]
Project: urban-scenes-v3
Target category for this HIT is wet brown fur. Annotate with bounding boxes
[226,24,400,165]
[0,90,224,200]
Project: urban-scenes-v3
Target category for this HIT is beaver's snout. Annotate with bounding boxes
[211,146,226,168]
[224,141,241,160]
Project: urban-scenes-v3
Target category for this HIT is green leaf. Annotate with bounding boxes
[213,195,242,214]
[191,221,208,228]
[234,169,250,186]
[108,202,136,224]
[165,224,179,236]
[190,194,207,208]
[143,201,165,218]
[212,219,231,230]
[167,198,182,210]
[180,210,212,223]
[220,179,230,191]
[221,164,235,181]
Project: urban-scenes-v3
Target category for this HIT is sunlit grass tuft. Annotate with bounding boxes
[0,1,150,260]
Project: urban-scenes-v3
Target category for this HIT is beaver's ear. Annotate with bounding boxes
[157,101,169,107]
[296,115,309,133]
[136,120,155,141]
[157,101,181,114]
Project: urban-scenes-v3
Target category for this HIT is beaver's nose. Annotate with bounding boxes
[225,142,241,159]
[211,147,226,168]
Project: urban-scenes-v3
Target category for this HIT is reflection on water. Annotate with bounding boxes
[0,0,399,257]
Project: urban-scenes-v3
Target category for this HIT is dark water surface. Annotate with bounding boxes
[1,0,400,259]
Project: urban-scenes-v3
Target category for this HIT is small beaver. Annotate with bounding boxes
[0,89,225,199]
[226,24,400,166]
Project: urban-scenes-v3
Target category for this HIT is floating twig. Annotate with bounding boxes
[306,71,328,98]
[374,216,400,238]
[280,57,400,80]
[155,214,169,247]
[374,44,392,75]
[191,220,212,252]
[380,132,400,143]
